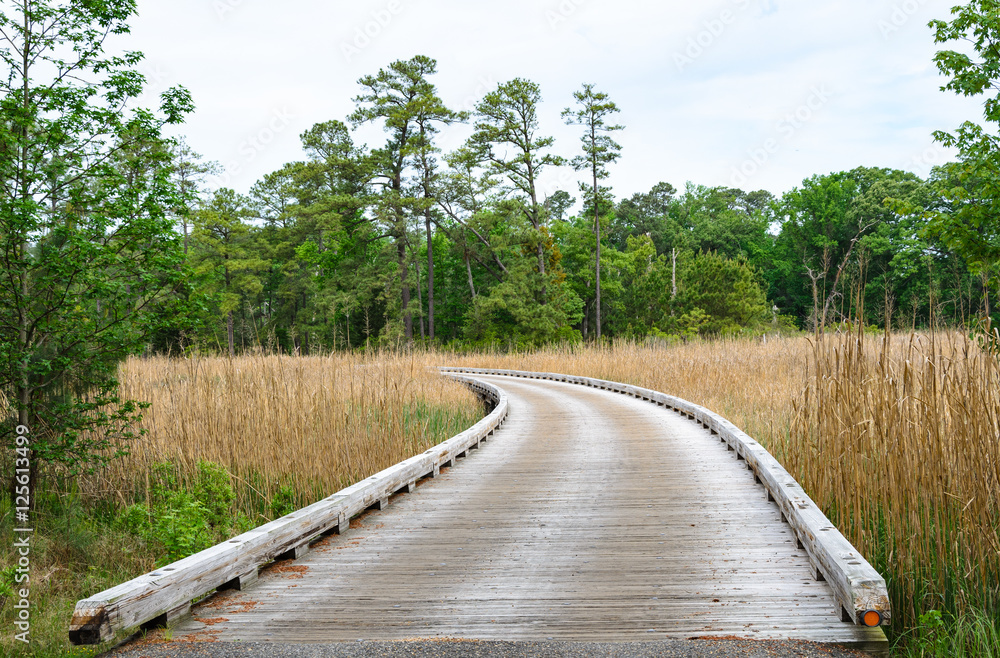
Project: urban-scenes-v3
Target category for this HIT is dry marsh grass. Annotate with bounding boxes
[101,352,482,515]
[786,331,1000,626]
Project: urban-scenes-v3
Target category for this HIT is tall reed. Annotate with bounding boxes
[97,351,482,517]
[781,330,1000,629]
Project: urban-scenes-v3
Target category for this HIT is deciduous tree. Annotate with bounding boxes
[0,0,193,494]
[928,2,1000,313]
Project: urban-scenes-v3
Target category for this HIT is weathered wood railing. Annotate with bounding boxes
[68,375,507,645]
[439,367,891,629]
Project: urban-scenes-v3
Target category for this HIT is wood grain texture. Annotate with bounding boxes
[164,375,887,652]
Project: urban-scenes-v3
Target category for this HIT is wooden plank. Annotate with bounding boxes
[68,377,509,645]
[439,367,891,629]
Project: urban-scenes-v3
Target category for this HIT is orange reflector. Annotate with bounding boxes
[863,610,882,627]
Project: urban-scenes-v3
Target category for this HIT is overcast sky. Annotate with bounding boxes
[114,0,983,205]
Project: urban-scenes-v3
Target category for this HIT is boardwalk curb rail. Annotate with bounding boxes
[439,367,891,630]
[67,377,508,645]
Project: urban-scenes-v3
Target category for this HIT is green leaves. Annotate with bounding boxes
[160,86,195,125]
[927,2,1000,299]
[562,83,624,180]
[120,460,238,565]
[0,0,192,480]
[926,160,1000,279]
[931,2,1000,124]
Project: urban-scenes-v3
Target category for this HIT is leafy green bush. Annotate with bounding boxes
[900,608,1000,657]
[0,565,16,611]
[912,609,950,655]
[151,492,213,564]
[231,513,255,535]
[116,460,238,565]
[270,484,298,518]
[193,460,235,528]
[117,503,153,537]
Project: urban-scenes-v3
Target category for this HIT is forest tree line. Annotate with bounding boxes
[157,56,996,353]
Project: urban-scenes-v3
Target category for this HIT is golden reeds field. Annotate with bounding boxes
[103,353,484,515]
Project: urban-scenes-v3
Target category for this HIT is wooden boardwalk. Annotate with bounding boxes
[165,375,886,648]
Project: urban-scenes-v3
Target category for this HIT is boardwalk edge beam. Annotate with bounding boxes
[439,367,892,629]
[67,377,508,646]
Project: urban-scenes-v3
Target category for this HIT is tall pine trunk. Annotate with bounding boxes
[528,168,547,302]
[593,159,601,341]
[465,249,476,299]
[426,211,434,341]
[416,259,426,340]
[15,8,35,507]
[398,238,412,342]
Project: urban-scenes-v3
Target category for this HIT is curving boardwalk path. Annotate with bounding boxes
[158,375,885,650]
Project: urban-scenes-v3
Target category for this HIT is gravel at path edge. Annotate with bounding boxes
[106,638,877,658]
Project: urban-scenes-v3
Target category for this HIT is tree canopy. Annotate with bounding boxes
[138,58,995,353]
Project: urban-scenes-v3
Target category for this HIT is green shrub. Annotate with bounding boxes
[193,460,235,529]
[231,513,255,535]
[900,608,1000,657]
[117,503,153,538]
[912,609,949,656]
[116,460,238,565]
[0,565,16,611]
[270,484,298,518]
[151,492,213,565]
